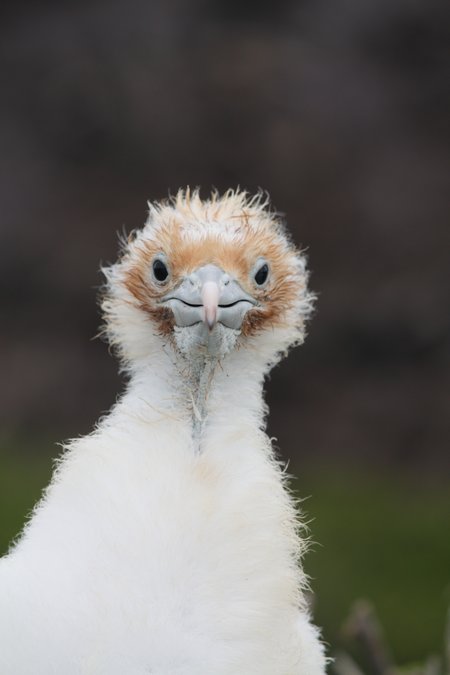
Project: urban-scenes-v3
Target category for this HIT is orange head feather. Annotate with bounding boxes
[103,189,313,364]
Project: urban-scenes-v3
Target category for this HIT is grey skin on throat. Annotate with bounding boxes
[160,264,258,443]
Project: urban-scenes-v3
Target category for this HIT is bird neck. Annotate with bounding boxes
[121,342,270,449]
[185,355,218,441]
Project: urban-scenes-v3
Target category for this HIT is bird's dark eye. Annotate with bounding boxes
[152,258,169,283]
[254,262,269,286]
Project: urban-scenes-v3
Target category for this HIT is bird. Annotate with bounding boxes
[0,189,326,674]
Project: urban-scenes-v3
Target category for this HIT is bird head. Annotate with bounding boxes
[102,189,313,369]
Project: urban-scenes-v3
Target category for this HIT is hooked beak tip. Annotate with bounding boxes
[205,316,216,331]
[202,281,220,331]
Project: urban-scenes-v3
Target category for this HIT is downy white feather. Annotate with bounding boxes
[0,190,326,674]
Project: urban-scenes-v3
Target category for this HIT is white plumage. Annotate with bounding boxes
[0,190,326,674]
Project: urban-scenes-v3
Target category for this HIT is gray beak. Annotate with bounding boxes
[160,264,257,331]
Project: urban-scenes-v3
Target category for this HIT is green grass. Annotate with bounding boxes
[0,435,449,665]
[0,435,55,555]
[296,467,450,665]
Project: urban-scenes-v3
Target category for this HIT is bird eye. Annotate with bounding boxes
[254,261,269,286]
[152,258,169,283]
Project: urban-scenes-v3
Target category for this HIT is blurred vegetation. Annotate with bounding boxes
[331,600,449,675]
[297,467,450,665]
[1,434,448,669]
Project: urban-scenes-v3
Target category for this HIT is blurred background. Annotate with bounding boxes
[1,0,449,669]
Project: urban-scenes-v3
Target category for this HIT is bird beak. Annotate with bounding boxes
[160,264,257,331]
[201,280,220,330]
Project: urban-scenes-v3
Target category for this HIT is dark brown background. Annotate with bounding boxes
[1,0,449,472]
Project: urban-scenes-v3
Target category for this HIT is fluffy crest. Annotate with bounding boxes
[148,188,272,226]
